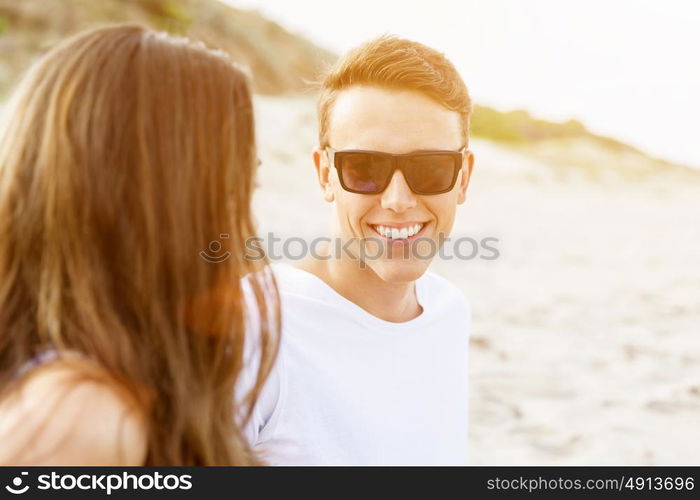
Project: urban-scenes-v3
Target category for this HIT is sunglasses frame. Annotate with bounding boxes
[326,146,468,195]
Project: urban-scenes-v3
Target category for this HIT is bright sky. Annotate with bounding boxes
[223,0,700,168]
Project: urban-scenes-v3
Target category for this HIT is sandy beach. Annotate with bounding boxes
[253,95,700,465]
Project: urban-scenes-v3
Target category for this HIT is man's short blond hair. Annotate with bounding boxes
[317,35,472,147]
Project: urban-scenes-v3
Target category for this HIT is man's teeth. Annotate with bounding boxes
[374,224,424,239]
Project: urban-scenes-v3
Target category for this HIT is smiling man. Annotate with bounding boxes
[245,36,475,465]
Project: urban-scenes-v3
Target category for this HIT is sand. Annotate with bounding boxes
[252,95,700,465]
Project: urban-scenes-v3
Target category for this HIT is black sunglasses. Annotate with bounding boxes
[326,147,468,195]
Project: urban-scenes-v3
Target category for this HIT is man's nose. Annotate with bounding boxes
[380,169,417,212]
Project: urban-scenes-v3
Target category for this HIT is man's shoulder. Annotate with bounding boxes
[268,262,304,292]
[419,269,469,306]
[419,271,472,352]
[267,262,329,301]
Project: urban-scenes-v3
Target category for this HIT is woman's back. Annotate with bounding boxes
[0,356,146,465]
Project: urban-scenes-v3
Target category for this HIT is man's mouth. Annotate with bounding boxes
[368,222,428,241]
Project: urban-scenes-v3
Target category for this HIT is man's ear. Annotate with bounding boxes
[457,149,474,205]
[313,148,335,203]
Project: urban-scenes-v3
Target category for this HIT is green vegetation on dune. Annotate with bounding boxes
[472,105,646,153]
[472,106,587,143]
[470,105,696,177]
[471,105,645,155]
[0,0,335,96]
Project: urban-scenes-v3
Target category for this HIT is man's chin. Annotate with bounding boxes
[363,259,431,284]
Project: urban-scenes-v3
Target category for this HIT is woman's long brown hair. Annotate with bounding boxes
[0,24,279,465]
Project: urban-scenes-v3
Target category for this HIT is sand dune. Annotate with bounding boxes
[253,95,700,465]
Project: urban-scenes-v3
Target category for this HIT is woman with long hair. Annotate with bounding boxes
[0,24,279,465]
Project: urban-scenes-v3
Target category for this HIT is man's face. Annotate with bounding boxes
[314,85,474,283]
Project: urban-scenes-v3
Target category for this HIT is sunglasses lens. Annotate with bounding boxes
[338,153,393,193]
[404,154,458,194]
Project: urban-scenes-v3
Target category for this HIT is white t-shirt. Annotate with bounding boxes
[243,263,471,465]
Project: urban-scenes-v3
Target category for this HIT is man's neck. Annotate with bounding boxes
[295,243,423,323]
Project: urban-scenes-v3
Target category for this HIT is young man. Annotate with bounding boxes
[245,36,475,465]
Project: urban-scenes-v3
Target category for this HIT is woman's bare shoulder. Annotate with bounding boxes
[0,359,148,465]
